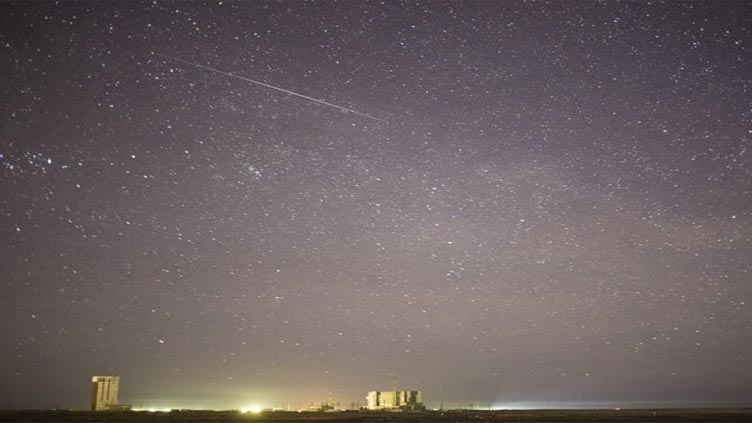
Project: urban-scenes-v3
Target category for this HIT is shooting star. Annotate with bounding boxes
[155,53,381,121]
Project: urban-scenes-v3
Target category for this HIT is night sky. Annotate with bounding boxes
[2,0,752,411]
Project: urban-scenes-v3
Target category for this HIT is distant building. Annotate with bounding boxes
[306,402,335,412]
[91,376,130,411]
[366,390,424,411]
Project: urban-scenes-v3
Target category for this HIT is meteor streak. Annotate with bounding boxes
[155,53,381,121]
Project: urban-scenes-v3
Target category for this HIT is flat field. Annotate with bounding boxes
[2,409,752,423]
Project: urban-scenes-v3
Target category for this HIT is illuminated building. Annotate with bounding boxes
[366,390,423,411]
[91,376,130,411]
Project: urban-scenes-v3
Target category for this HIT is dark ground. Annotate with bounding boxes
[2,409,752,422]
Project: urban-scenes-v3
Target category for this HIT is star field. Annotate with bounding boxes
[1,0,751,410]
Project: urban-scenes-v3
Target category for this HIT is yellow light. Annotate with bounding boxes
[141,407,171,413]
[241,405,262,414]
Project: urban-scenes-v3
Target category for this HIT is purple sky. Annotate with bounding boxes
[1,0,751,410]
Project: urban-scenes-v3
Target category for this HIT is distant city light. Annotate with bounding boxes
[132,407,172,413]
[241,405,263,414]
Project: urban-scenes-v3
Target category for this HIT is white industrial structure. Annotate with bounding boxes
[366,390,423,411]
[91,376,129,411]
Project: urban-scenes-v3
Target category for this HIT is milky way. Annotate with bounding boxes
[1,0,751,410]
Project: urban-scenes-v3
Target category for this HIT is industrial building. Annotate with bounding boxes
[91,376,130,411]
[366,390,424,411]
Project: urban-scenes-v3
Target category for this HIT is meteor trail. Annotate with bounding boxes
[155,53,381,121]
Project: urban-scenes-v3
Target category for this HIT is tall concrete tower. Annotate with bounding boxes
[90,376,120,411]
